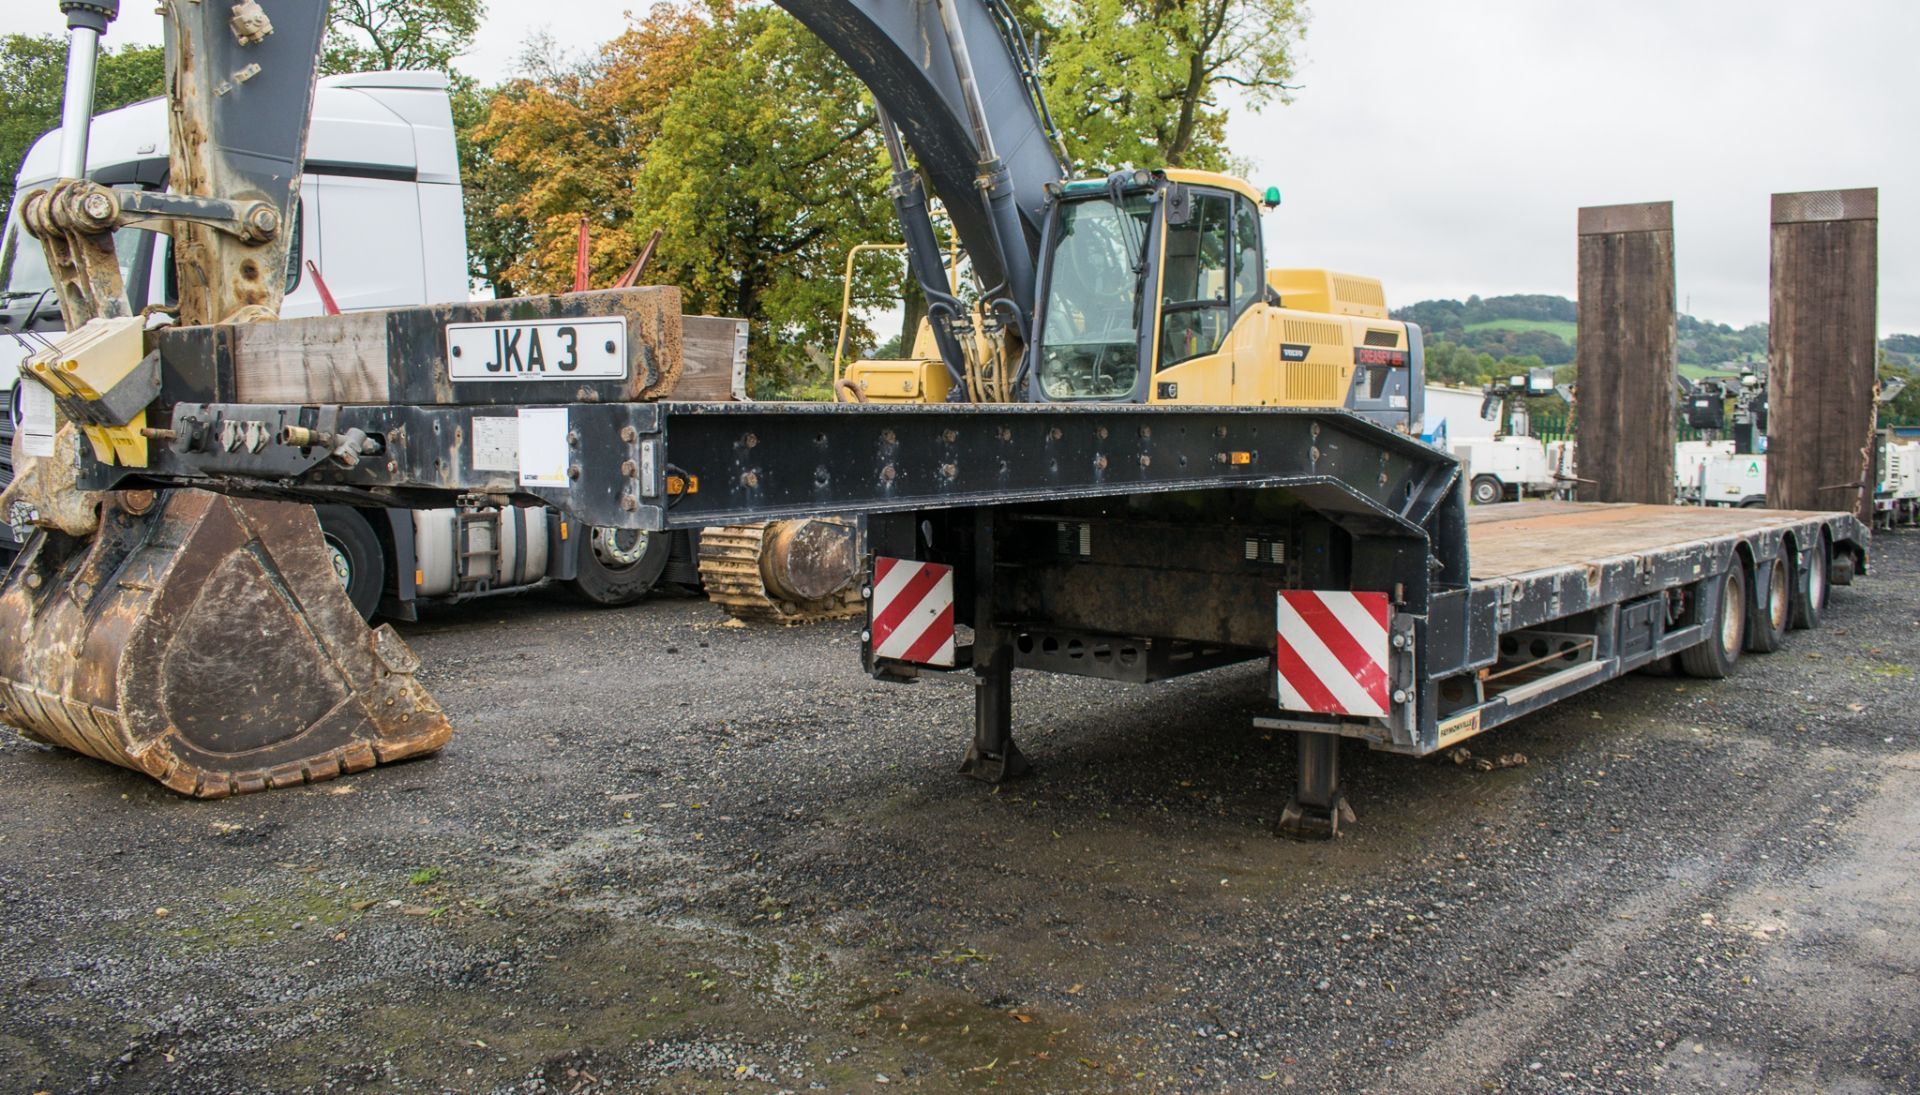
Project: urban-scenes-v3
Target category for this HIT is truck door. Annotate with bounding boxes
[307,171,425,311]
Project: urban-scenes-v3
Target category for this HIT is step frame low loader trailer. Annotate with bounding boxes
[74,383,1869,832]
[4,0,1870,825]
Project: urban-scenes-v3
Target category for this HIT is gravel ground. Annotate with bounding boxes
[0,529,1915,1094]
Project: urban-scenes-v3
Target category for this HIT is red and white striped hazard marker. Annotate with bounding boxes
[1275,590,1392,718]
[869,557,956,667]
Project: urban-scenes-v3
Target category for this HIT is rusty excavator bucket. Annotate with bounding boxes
[0,480,451,797]
[0,0,449,795]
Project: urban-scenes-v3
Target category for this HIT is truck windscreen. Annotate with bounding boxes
[1036,193,1153,400]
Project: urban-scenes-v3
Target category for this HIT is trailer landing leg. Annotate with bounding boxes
[1280,732,1354,838]
[959,627,1028,783]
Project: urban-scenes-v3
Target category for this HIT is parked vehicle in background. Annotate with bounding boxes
[1454,435,1558,504]
[1,72,704,616]
[1874,429,1920,527]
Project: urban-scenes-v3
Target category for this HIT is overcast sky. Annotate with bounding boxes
[17,0,1914,334]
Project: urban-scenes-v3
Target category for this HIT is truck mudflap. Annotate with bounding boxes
[0,490,450,797]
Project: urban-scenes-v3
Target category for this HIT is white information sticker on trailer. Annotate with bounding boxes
[445,317,627,381]
[517,408,571,487]
[471,416,518,471]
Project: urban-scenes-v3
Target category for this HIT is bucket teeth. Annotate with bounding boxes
[0,490,452,797]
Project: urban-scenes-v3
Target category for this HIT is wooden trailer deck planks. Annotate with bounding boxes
[1463,501,1832,583]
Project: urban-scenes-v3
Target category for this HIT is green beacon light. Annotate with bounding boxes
[1262,186,1283,209]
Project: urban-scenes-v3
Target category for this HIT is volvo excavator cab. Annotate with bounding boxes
[1032,169,1423,431]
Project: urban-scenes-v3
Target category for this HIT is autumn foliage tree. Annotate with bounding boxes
[473,7,708,298]
[477,2,894,396]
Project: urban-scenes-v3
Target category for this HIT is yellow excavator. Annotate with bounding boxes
[701,200,1421,623]
[837,172,1416,416]
[0,0,1424,797]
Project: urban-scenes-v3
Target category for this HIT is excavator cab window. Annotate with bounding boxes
[1036,192,1154,400]
[1231,196,1264,318]
[1157,191,1233,370]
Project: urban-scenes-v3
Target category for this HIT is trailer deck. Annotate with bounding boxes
[1465,500,1850,580]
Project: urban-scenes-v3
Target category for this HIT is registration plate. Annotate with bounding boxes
[444,317,627,382]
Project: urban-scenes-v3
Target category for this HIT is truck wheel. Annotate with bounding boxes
[568,527,671,606]
[1470,475,1503,505]
[314,505,383,621]
[1680,564,1746,679]
[1745,549,1790,654]
[1790,534,1830,630]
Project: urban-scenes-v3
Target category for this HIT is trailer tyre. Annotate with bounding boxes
[567,527,672,606]
[1680,564,1745,679]
[1745,549,1790,654]
[1790,535,1830,631]
[1470,475,1503,506]
[314,505,384,621]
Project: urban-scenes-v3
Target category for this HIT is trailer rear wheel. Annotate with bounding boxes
[1470,475,1503,505]
[1680,565,1745,679]
[1745,549,1790,653]
[1790,535,1830,630]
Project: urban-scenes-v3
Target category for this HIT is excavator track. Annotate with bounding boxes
[697,520,864,624]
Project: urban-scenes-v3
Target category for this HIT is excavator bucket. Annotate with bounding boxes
[0,489,450,797]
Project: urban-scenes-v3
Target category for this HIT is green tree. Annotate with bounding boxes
[0,34,164,221]
[631,4,895,397]
[322,0,484,75]
[1879,350,1920,423]
[452,77,532,298]
[1040,0,1307,170]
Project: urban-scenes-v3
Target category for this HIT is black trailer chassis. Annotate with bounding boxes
[89,399,1871,835]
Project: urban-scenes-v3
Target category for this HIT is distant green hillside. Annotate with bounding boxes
[1396,291,1920,419]
[1464,318,1578,342]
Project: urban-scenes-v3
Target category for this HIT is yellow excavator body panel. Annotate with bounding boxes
[1148,289,1411,410]
[842,358,954,404]
[1265,268,1392,319]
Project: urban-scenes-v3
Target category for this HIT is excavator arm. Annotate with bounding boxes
[0,0,1068,796]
